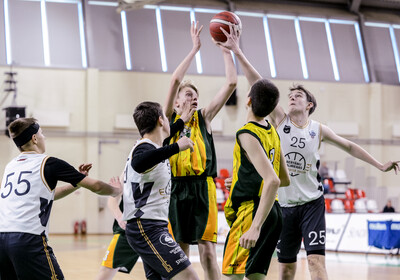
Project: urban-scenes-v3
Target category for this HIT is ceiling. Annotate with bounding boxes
[118,0,400,13]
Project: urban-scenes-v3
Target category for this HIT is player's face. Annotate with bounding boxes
[288,89,310,114]
[176,87,198,112]
[35,128,46,153]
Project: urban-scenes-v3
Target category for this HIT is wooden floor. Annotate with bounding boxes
[51,234,400,280]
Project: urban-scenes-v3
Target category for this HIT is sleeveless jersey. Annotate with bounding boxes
[0,152,54,236]
[123,138,172,222]
[168,110,217,178]
[224,121,281,224]
[276,115,323,207]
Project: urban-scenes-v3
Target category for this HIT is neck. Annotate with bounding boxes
[288,111,309,127]
[247,111,267,126]
[20,145,43,154]
[143,130,164,147]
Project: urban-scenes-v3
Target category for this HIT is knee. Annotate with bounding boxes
[200,248,216,264]
[280,263,296,280]
[307,255,325,270]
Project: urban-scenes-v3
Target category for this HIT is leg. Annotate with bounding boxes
[307,254,328,280]
[96,266,119,280]
[179,241,190,257]
[222,274,244,280]
[301,197,327,280]
[198,240,220,280]
[245,272,266,280]
[279,262,297,280]
[276,206,302,280]
[171,265,199,280]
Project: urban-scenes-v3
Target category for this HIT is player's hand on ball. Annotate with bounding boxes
[219,24,240,54]
[177,136,194,152]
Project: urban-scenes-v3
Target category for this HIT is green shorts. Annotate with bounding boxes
[101,233,139,273]
[169,176,218,244]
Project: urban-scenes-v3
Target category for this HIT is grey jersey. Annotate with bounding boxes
[277,115,323,207]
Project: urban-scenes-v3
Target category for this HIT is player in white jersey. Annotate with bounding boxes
[0,118,122,280]
[117,101,198,280]
[219,26,399,280]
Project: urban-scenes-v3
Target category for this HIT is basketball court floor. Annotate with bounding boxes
[52,234,400,280]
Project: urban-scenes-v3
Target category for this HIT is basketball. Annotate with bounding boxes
[209,11,242,42]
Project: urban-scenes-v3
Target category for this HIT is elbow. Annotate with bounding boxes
[272,177,281,189]
[170,76,181,88]
[228,81,237,89]
[281,177,291,187]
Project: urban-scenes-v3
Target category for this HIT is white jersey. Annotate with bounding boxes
[0,152,54,236]
[277,115,323,207]
[123,138,171,222]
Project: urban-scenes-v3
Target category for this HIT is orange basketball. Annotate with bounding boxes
[209,11,242,42]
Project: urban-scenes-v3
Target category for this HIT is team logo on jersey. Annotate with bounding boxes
[160,233,176,247]
[284,152,306,177]
[283,125,291,134]
[309,130,316,139]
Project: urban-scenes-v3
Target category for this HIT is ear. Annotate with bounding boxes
[307,102,313,110]
[31,134,38,144]
[158,116,164,127]
[246,96,252,106]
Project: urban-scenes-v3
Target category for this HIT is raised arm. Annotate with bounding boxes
[202,45,237,123]
[322,124,399,174]
[219,25,285,127]
[237,133,281,249]
[164,21,203,119]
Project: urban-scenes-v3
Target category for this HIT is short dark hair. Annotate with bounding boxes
[249,79,280,118]
[290,84,317,115]
[133,101,163,137]
[8,117,37,139]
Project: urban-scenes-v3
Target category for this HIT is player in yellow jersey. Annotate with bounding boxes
[220,25,399,280]
[164,22,237,280]
[222,77,290,280]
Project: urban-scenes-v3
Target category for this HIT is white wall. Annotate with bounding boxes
[0,66,399,233]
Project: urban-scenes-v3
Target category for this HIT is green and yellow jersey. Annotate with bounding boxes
[224,121,281,225]
[168,110,217,178]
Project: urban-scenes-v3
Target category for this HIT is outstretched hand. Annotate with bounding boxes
[214,24,241,54]
[381,161,400,174]
[109,176,123,196]
[191,21,203,52]
[78,163,92,176]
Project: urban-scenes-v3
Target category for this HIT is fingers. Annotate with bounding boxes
[198,24,204,34]
[239,236,256,249]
